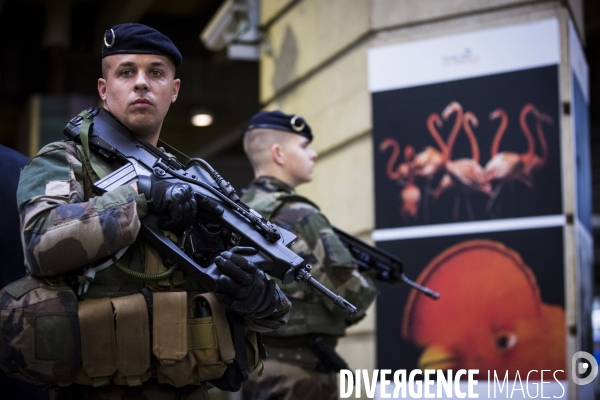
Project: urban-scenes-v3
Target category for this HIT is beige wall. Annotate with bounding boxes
[259,0,583,396]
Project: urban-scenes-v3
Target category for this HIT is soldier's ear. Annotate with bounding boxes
[171,79,181,103]
[271,143,285,166]
[98,78,107,101]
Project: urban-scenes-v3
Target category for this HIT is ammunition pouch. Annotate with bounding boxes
[0,276,261,389]
[0,275,81,387]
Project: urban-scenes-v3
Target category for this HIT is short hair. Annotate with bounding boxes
[243,128,292,171]
[101,58,109,79]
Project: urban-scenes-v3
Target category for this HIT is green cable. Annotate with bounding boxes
[114,260,176,281]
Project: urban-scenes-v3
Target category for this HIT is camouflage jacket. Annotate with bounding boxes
[16,140,290,331]
[241,176,377,338]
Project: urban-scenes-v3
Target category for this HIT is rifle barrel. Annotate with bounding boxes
[295,265,358,316]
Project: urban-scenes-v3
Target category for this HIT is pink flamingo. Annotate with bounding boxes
[432,101,464,199]
[432,101,464,201]
[517,103,544,176]
[485,104,548,215]
[379,138,419,220]
[412,113,448,222]
[436,107,492,220]
[379,138,410,182]
[489,108,510,158]
[484,107,530,214]
[401,145,421,221]
[524,111,552,176]
[412,113,448,178]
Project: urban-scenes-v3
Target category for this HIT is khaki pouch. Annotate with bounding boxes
[153,291,237,386]
[75,293,151,387]
[153,291,195,387]
[190,293,233,382]
[0,275,81,386]
[112,294,151,386]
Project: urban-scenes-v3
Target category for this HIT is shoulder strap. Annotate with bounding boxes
[265,192,319,221]
[78,109,108,180]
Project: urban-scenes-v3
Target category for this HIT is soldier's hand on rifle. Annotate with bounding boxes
[137,175,197,232]
[214,247,278,317]
[195,192,225,215]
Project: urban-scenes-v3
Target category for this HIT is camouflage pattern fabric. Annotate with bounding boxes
[241,176,377,399]
[0,276,81,385]
[17,141,145,277]
[10,140,291,395]
[242,359,337,400]
[241,176,377,334]
[16,140,290,330]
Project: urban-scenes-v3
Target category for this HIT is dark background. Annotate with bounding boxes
[376,226,565,371]
[373,65,562,228]
[0,0,258,190]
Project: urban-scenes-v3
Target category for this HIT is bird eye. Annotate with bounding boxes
[495,332,517,352]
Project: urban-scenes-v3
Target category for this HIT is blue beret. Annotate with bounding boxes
[244,111,313,142]
[102,23,182,68]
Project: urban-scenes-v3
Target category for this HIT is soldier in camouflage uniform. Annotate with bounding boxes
[240,111,377,400]
[7,24,290,400]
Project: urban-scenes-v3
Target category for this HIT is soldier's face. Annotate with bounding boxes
[282,135,317,186]
[98,54,180,143]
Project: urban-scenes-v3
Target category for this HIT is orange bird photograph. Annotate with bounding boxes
[402,239,565,380]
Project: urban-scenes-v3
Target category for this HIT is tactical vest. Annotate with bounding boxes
[0,274,259,388]
[0,136,260,389]
[242,189,347,340]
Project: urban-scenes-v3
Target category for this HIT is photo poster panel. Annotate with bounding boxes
[368,18,562,228]
[368,19,566,377]
[375,227,566,379]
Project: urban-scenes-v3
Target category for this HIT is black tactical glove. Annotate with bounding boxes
[137,175,197,232]
[214,247,277,317]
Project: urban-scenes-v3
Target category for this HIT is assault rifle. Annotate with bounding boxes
[333,229,439,299]
[64,107,357,316]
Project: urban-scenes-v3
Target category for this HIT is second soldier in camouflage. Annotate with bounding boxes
[240,111,377,400]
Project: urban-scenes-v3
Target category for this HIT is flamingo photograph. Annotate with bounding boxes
[372,64,561,228]
[434,105,492,220]
[412,113,447,222]
[485,104,554,216]
[378,139,420,221]
[399,145,420,221]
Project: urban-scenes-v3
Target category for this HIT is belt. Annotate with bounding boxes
[262,334,338,348]
[264,344,321,369]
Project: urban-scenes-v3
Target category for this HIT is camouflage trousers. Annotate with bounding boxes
[51,380,210,400]
[241,359,338,400]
